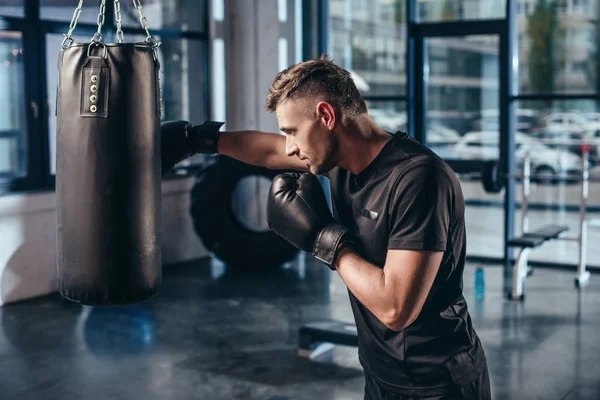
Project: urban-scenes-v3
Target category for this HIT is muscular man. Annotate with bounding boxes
[161,55,491,400]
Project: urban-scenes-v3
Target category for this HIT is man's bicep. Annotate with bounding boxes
[387,164,452,251]
[383,249,443,326]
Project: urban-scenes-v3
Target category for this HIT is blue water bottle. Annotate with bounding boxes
[475,266,485,300]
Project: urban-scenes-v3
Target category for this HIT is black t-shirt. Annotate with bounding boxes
[324,132,487,397]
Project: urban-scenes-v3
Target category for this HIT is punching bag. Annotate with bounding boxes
[56,0,163,305]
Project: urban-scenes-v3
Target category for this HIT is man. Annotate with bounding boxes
[161,55,490,399]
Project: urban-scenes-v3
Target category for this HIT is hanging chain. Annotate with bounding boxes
[132,0,161,50]
[91,0,107,42]
[62,0,159,53]
[114,0,124,43]
[62,0,85,48]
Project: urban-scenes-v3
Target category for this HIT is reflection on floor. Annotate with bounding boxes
[0,255,599,400]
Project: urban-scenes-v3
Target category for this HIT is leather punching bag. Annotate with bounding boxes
[56,1,163,305]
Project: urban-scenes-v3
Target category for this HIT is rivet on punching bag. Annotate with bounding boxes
[56,0,163,305]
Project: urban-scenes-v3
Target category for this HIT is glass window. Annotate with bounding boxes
[0,30,26,179]
[555,0,568,13]
[365,100,407,134]
[519,0,600,94]
[517,99,600,177]
[120,35,208,124]
[425,35,500,161]
[120,0,205,33]
[155,37,208,168]
[516,100,600,268]
[328,0,406,96]
[0,0,24,18]
[40,0,100,24]
[417,0,506,22]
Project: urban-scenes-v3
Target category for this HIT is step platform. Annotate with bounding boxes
[298,320,358,359]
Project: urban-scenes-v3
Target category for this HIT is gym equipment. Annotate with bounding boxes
[267,173,356,269]
[190,156,300,270]
[499,151,592,300]
[507,225,569,300]
[56,0,163,305]
[298,320,358,359]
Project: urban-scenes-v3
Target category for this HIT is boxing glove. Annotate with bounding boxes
[267,172,356,269]
[160,120,224,176]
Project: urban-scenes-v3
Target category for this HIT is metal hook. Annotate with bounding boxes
[87,41,107,59]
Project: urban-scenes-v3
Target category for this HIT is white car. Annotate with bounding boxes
[426,124,462,159]
[544,112,600,135]
[453,131,582,178]
[368,109,406,133]
[427,123,461,144]
[471,109,542,133]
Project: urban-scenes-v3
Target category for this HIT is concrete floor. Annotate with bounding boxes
[0,254,599,400]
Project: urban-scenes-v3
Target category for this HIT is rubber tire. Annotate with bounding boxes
[482,160,504,193]
[190,155,300,270]
[533,165,555,185]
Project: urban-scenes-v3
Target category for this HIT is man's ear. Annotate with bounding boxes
[316,101,336,130]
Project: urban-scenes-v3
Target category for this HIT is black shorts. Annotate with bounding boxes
[364,366,492,400]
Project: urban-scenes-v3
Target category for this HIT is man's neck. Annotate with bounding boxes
[337,115,393,175]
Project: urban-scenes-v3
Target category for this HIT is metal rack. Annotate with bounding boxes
[508,150,593,300]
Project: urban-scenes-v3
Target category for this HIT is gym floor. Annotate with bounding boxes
[0,255,599,400]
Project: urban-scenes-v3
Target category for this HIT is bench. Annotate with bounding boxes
[507,224,569,300]
[298,320,358,359]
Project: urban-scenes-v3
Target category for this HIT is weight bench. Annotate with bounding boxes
[298,320,358,359]
[507,224,569,300]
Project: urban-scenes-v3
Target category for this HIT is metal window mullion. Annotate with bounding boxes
[19,0,45,190]
[502,0,518,296]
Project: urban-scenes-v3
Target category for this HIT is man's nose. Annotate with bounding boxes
[286,136,299,157]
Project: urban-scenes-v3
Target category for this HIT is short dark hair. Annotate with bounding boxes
[265,54,367,117]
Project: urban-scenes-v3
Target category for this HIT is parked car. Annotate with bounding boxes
[426,123,462,159]
[543,112,597,135]
[468,109,543,134]
[584,129,600,164]
[368,109,406,133]
[530,129,599,166]
[427,123,461,145]
[453,131,582,181]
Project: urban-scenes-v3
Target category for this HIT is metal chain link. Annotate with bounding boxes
[62,0,85,48]
[132,0,161,49]
[91,0,107,42]
[114,0,124,43]
[62,0,159,56]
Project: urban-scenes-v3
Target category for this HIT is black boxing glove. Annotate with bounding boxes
[267,172,356,269]
[160,120,224,176]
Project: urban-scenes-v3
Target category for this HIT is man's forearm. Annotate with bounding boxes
[218,130,284,168]
[334,248,405,330]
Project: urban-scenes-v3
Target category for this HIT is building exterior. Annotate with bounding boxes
[329,0,599,123]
